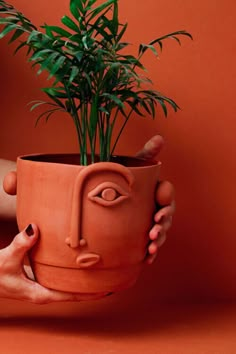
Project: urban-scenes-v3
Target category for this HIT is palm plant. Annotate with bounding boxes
[0,0,192,165]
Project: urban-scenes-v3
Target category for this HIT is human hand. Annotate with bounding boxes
[0,159,16,220]
[2,137,174,301]
[136,135,176,264]
[0,223,107,303]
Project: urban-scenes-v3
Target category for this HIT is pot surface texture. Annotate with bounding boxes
[16,154,161,294]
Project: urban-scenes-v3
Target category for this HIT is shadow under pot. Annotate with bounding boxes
[16,154,161,296]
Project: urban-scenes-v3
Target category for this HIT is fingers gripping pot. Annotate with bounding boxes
[16,154,161,294]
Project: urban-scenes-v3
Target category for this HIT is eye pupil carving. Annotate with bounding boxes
[100,188,119,201]
[88,182,130,206]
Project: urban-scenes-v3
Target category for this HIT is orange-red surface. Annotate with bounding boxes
[0,300,235,354]
[0,0,234,301]
[0,0,235,352]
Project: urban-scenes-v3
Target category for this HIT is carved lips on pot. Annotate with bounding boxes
[16,154,161,294]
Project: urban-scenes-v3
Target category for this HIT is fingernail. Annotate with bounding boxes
[25,224,34,237]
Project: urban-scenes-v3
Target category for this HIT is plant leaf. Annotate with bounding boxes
[61,15,79,32]
[70,0,84,18]
[0,23,21,39]
[139,43,158,56]
[102,93,124,108]
[87,0,116,22]
[41,24,72,38]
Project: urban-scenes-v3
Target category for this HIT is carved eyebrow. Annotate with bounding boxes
[68,163,134,248]
[88,182,130,206]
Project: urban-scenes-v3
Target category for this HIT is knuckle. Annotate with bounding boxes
[12,235,23,249]
[11,234,29,252]
[0,248,15,272]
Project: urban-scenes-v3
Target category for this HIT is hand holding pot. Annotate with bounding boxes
[0,135,175,302]
[0,223,108,303]
[136,135,175,264]
[0,160,108,302]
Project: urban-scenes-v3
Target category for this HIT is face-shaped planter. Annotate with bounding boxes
[16,154,161,294]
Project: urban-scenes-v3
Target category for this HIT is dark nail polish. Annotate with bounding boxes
[25,224,34,236]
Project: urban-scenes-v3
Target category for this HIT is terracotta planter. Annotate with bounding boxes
[16,154,161,294]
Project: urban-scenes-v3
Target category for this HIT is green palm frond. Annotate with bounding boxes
[0,0,192,164]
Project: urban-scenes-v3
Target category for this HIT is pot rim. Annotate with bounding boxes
[17,153,161,168]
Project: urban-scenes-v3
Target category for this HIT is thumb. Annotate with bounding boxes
[135,135,164,160]
[6,224,39,267]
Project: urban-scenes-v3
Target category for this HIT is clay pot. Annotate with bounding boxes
[16,154,161,294]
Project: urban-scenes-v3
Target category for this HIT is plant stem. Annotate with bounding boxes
[111,107,133,155]
[63,82,84,163]
[81,102,87,165]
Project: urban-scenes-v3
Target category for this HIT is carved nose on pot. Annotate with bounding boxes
[66,170,86,249]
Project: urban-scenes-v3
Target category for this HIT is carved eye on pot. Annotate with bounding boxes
[88,182,130,206]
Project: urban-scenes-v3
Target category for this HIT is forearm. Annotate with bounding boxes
[0,159,16,220]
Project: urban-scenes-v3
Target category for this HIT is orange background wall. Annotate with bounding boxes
[0,0,235,308]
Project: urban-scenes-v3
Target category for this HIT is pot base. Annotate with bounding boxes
[32,261,143,294]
